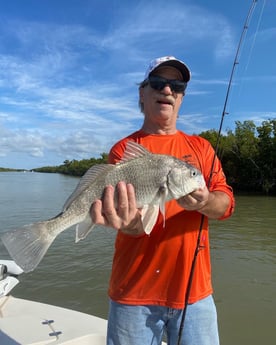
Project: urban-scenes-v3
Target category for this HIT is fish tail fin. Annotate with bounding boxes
[0,222,56,273]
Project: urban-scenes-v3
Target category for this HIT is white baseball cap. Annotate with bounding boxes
[144,56,191,82]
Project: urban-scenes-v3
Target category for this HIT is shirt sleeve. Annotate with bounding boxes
[205,146,235,220]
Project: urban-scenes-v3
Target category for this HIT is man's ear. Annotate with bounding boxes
[139,87,144,103]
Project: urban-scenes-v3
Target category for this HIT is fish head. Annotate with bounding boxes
[166,160,206,199]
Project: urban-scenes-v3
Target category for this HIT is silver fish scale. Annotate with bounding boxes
[83,154,172,208]
[114,156,168,190]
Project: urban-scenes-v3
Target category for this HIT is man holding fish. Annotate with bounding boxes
[1,55,235,345]
[91,56,235,345]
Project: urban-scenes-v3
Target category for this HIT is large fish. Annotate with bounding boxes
[1,142,205,273]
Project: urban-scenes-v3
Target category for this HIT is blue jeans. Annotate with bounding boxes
[107,295,219,345]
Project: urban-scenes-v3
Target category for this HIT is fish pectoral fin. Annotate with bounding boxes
[75,215,95,242]
[140,205,160,235]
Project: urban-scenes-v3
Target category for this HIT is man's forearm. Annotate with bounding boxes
[198,191,230,219]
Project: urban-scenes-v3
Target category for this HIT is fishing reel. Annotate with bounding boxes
[0,260,23,297]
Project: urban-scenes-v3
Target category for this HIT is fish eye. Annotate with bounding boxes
[190,169,197,177]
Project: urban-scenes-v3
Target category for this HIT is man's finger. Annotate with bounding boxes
[91,199,105,224]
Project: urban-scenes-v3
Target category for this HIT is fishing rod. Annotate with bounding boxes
[177,1,258,344]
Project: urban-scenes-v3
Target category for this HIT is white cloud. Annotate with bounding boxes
[100,2,236,63]
[0,0,274,169]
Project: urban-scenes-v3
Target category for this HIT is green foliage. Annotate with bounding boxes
[256,119,276,194]
[33,152,108,176]
[0,167,25,172]
[199,119,276,195]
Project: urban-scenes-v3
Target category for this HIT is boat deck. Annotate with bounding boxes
[0,295,107,345]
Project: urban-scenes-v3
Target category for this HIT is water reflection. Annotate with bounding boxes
[210,195,276,345]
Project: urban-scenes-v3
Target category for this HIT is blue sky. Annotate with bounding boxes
[0,0,275,169]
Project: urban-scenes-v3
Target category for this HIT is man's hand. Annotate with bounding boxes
[177,186,230,219]
[177,186,210,211]
[90,181,144,236]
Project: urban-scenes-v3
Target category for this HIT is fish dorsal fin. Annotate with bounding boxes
[119,141,151,163]
[63,164,114,210]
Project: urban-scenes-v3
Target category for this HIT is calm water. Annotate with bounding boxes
[0,172,275,344]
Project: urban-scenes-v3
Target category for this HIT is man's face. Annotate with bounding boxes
[139,66,184,124]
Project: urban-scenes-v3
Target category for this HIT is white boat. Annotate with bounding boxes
[0,260,107,345]
[0,260,167,345]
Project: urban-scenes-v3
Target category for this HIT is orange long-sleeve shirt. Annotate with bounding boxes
[108,130,234,308]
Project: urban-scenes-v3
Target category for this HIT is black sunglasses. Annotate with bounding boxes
[146,75,187,93]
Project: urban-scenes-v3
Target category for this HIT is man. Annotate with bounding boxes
[91,56,235,345]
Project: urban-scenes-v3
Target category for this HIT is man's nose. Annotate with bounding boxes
[161,84,173,94]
